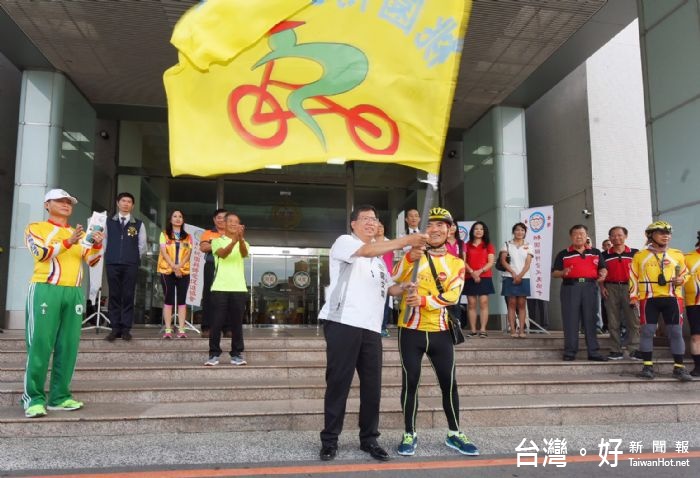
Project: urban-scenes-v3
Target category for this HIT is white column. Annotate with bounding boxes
[493,107,529,248]
[5,71,65,328]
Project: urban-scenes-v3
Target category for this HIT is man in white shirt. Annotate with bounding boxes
[319,205,426,462]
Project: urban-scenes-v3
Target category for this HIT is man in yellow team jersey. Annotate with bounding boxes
[23,189,104,418]
[393,207,479,457]
[629,221,692,381]
[683,231,700,377]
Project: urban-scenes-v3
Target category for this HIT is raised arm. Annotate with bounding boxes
[354,233,427,258]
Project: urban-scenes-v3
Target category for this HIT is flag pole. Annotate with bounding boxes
[401,173,439,324]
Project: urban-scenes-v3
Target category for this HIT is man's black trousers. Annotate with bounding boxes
[106,263,138,333]
[320,320,382,448]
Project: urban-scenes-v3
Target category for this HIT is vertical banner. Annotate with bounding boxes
[457,221,475,242]
[185,224,206,307]
[520,206,554,301]
[88,254,104,304]
[87,212,108,303]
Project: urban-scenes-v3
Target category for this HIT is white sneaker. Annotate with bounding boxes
[204,356,219,366]
[230,355,247,366]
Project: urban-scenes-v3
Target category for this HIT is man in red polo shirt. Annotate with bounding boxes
[601,226,640,361]
[552,224,608,362]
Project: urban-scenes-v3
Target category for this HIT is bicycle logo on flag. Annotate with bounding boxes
[228,20,399,154]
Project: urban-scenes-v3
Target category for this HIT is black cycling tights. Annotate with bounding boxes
[398,327,459,434]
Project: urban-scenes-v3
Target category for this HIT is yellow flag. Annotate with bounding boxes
[165,0,472,177]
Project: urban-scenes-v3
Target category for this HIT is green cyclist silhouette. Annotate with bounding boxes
[252,20,368,149]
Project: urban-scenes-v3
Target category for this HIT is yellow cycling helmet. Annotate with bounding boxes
[428,207,453,225]
[645,220,673,234]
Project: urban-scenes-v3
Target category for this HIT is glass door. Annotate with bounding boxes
[248,247,329,326]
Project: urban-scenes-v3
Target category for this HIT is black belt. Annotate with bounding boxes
[605,281,628,285]
[562,278,596,285]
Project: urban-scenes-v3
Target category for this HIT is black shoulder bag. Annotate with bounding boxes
[425,253,465,345]
[495,241,510,272]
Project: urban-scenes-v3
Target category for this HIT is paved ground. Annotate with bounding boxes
[2,422,698,476]
[6,455,700,478]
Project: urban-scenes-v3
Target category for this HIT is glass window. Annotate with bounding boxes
[651,100,700,213]
[224,180,346,247]
[249,253,325,326]
[166,178,219,230]
[60,80,96,224]
[644,1,700,118]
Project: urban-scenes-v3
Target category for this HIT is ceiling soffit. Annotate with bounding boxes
[2,0,607,131]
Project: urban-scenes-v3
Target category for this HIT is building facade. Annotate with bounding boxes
[1,1,698,329]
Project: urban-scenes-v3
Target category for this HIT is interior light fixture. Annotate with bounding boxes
[62,131,89,142]
[472,146,493,155]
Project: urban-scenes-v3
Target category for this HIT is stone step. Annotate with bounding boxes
[1,390,698,438]
[0,345,608,364]
[0,357,680,382]
[0,336,329,351]
[1,371,697,407]
[0,331,634,351]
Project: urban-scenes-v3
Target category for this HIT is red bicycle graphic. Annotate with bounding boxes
[228,60,399,155]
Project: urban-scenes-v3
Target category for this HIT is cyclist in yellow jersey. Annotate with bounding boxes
[23,189,104,418]
[392,207,479,457]
[683,230,700,377]
[629,221,692,381]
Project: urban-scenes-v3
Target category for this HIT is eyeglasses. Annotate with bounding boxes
[356,217,378,223]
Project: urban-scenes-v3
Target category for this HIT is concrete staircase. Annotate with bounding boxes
[1,329,698,438]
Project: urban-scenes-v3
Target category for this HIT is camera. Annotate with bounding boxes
[581,209,592,218]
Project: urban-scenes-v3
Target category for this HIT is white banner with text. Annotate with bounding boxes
[185,224,206,307]
[520,206,554,301]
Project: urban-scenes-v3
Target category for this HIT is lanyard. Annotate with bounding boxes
[653,251,666,271]
[653,251,667,284]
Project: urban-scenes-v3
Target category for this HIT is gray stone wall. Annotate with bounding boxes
[0,53,20,325]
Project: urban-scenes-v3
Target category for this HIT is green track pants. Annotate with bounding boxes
[23,282,84,409]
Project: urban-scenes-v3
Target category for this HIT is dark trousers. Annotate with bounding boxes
[209,291,246,358]
[604,283,639,354]
[320,321,382,448]
[527,298,549,329]
[201,261,215,330]
[106,263,138,334]
[160,273,190,307]
[560,281,600,357]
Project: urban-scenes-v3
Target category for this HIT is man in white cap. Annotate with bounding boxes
[22,189,104,418]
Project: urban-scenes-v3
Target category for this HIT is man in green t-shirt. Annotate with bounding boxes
[205,213,250,366]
